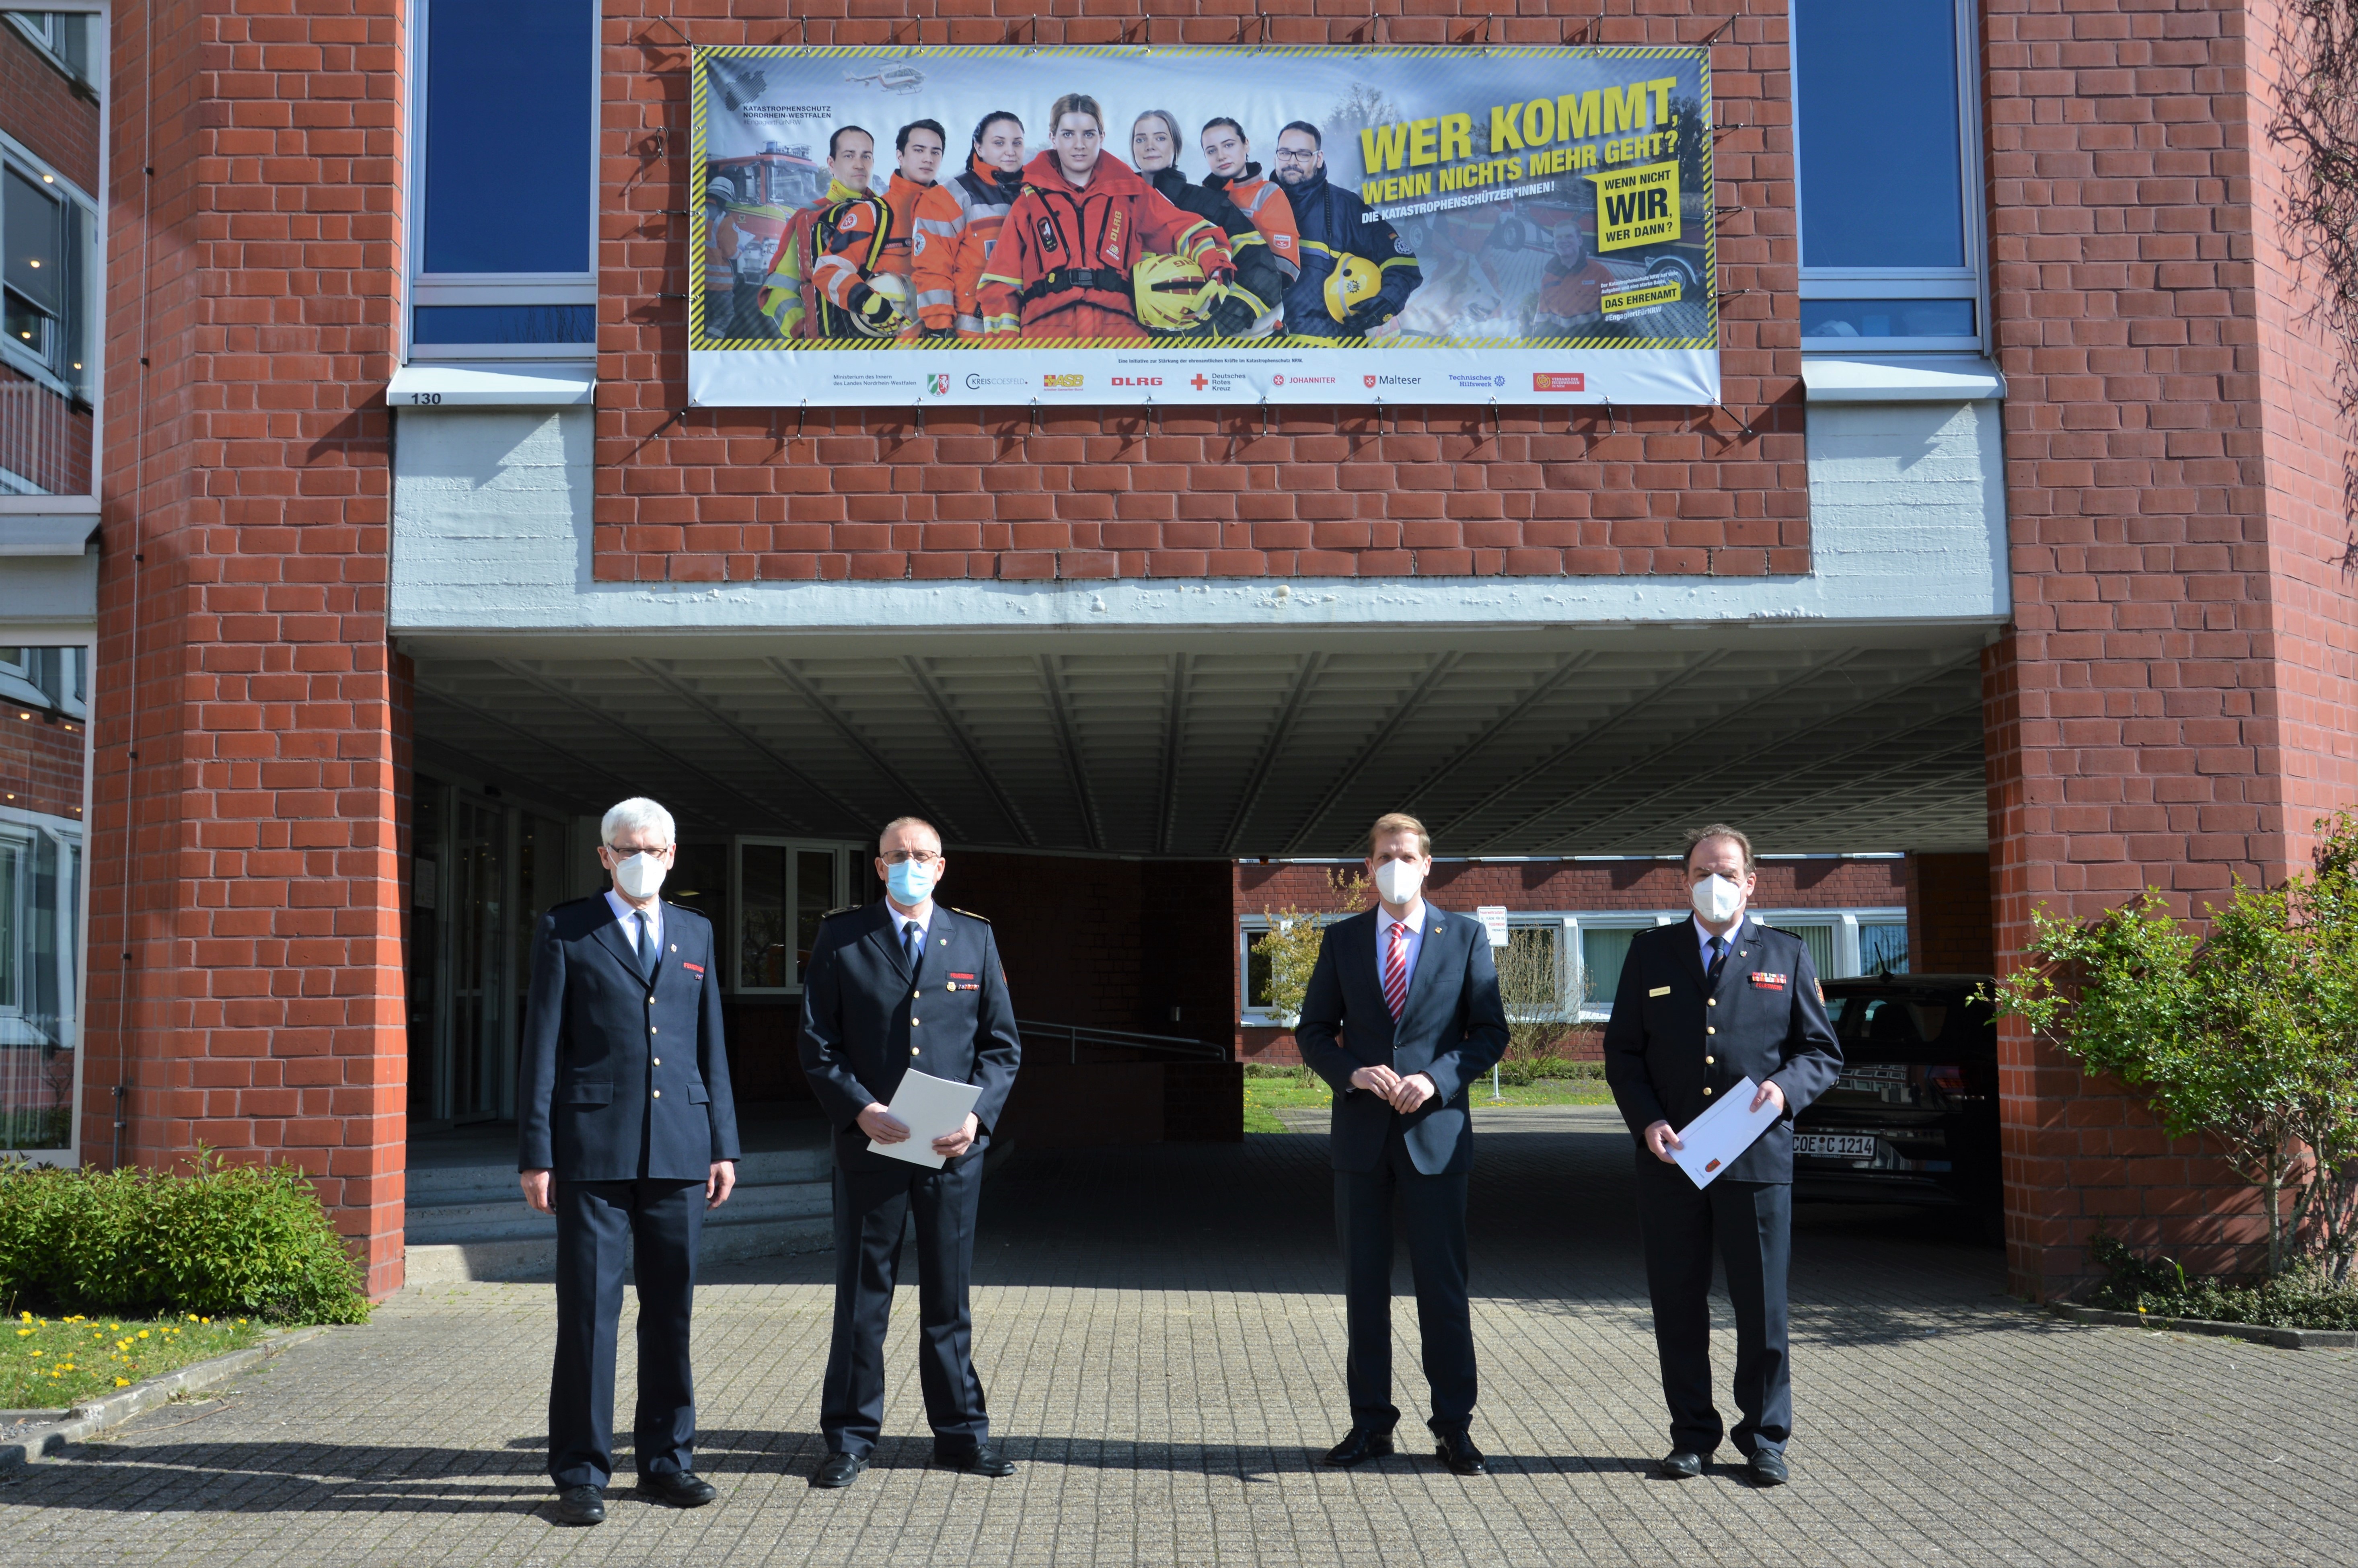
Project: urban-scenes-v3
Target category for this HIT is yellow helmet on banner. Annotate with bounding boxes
[1324,255,1380,323]
[848,271,913,336]
[1134,252,1215,332]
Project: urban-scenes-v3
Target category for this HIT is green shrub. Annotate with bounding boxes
[0,1153,370,1326]
[2086,1233,2358,1331]
[1492,1056,1607,1088]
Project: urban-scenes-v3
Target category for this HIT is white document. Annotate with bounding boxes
[1475,906,1510,948]
[867,1068,983,1169]
[1671,1077,1782,1190]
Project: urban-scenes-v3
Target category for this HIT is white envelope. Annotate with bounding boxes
[867,1068,984,1169]
[1671,1077,1782,1190]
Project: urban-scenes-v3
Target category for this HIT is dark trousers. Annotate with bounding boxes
[820,1154,989,1457]
[1334,1124,1477,1435]
[1633,1155,1793,1457]
[549,1178,704,1488]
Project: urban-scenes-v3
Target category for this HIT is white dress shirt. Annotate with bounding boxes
[888,898,935,962]
[605,888,663,959]
[1692,912,1744,968]
[1377,900,1429,995]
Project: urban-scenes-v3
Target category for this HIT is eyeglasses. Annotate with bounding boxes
[1273,148,1318,162]
[880,849,942,865]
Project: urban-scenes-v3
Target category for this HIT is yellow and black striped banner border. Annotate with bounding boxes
[695,44,1709,63]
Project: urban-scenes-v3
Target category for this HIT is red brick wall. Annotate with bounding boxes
[1233,855,1906,1059]
[84,1,408,1295]
[1904,851,1994,974]
[1982,0,2358,1296]
[0,18,101,191]
[594,1,1807,586]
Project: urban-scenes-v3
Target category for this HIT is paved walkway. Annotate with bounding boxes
[3,1107,2354,1566]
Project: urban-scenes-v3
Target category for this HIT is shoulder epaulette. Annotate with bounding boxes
[821,903,859,919]
[947,906,991,923]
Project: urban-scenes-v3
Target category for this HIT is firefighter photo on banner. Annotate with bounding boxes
[689,45,1717,408]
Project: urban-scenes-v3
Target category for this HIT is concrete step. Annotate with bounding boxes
[406,1143,832,1207]
[404,1210,833,1286]
[405,1175,831,1245]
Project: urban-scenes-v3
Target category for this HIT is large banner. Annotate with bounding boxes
[688,45,1716,408]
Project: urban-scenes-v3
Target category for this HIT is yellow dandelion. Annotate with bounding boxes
[115,1377,130,1387]
[29,1350,40,1357]
[15,1328,30,1338]
[136,1330,149,1340]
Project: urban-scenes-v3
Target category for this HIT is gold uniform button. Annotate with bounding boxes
[913,991,921,1001]
[650,1026,658,1035]
[912,1018,921,1027]
[1702,1086,1713,1096]
[1704,1056,1715,1065]
[1706,1026,1715,1035]
[1707,999,1716,1007]
[652,1089,662,1099]
[911,1047,921,1056]
[652,1057,661,1066]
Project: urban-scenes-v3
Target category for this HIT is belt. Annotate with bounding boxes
[1019,267,1120,305]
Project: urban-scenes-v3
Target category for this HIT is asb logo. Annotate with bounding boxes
[1112,376,1163,388]
[1042,372,1084,389]
[926,373,950,395]
[1532,372,1585,393]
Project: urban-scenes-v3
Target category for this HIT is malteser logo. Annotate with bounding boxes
[1364,374,1377,388]
[1112,376,1162,388]
[1532,372,1585,393]
[1042,372,1084,389]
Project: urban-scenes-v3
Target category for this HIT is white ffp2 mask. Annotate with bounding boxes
[614,851,667,900]
[1690,873,1744,925]
[1373,859,1425,906]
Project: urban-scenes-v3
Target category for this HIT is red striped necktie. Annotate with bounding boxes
[1383,919,1410,1019]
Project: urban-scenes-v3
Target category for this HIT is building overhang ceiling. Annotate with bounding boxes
[404,621,1992,859]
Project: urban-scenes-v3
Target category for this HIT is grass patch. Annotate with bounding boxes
[2086,1235,2358,1331]
[1242,1065,1614,1131]
[3,1310,263,1411]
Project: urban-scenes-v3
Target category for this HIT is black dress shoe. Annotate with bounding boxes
[1433,1430,1487,1476]
[551,1484,605,1525]
[1322,1428,1395,1467]
[1746,1449,1790,1486]
[637,1470,718,1507]
[1657,1449,1706,1480]
[810,1452,868,1489]
[935,1442,1017,1477]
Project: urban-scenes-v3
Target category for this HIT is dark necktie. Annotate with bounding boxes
[903,919,923,978]
[1706,934,1727,984]
[636,911,658,982]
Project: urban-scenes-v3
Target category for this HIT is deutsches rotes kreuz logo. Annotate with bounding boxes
[927,373,950,395]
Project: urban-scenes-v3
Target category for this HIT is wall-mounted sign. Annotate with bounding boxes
[688,45,1718,408]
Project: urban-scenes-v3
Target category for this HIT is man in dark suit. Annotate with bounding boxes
[1603,823,1842,1487]
[1295,811,1510,1476]
[518,796,742,1526]
[797,815,1023,1489]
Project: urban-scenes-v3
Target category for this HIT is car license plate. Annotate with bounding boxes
[1795,1133,1877,1159]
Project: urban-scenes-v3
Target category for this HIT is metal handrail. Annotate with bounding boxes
[1016,1018,1229,1065]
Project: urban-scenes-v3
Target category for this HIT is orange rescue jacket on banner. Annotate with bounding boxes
[979,151,1231,340]
[912,154,1024,338]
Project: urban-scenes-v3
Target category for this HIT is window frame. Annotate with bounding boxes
[0,0,105,515]
[401,0,600,364]
[1792,0,1988,354]
[0,633,93,1166]
[728,835,857,996]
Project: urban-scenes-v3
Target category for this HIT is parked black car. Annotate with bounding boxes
[1793,973,2000,1214]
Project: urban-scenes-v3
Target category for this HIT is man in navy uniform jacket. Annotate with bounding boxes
[518,796,742,1526]
[1295,811,1509,1476]
[798,815,1022,1489]
[1604,823,1841,1488]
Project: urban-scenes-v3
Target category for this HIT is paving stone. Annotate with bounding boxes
[0,1108,2352,1566]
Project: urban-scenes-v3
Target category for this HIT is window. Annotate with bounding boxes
[407,0,598,357]
[733,838,853,992]
[1,6,103,501]
[1,642,88,1155]
[1860,920,1908,975]
[1793,0,1983,350]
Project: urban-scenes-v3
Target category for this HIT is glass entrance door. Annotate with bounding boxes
[445,793,508,1124]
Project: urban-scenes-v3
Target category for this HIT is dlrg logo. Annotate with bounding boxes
[1111,376,1162,388]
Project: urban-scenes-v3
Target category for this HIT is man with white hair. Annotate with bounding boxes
[518,797,742,1526]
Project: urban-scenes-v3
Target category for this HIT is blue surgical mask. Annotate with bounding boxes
[887,857,936,906]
